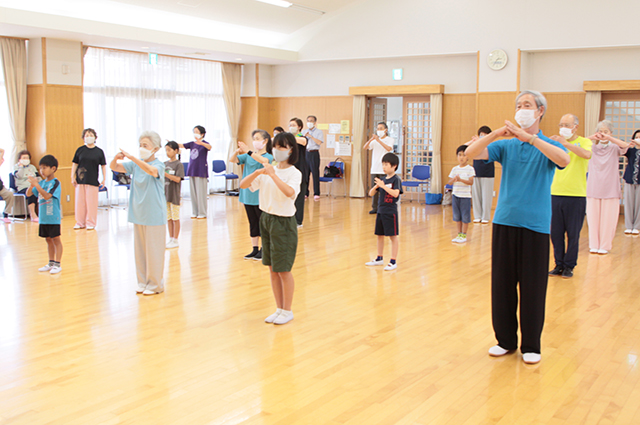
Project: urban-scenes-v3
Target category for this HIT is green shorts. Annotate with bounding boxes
[260,212,298,272]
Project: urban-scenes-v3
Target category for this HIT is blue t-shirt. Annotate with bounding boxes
[123,159,167,226]
[487,131,567,234]
[237,152,273,206]
[34,178,62,225]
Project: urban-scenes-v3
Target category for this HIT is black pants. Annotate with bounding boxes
[491,224,549,354]
[294,180,307,225]
[370,174,385,211]
[306,150,320,196]
[550,195,586,269]
[244,204,262,238]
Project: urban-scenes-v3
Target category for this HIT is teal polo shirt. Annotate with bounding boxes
[237,152,273,206]
[487,131,567,234]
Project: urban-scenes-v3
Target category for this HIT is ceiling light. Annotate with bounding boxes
[235,58,243,61]
[141,46,150,49]
[255,0,292,8]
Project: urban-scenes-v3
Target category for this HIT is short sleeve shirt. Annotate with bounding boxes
[123,159,167,226]
[623,147,640,185]
[449,165,475,198]
[377,174,403,214]
[370,138,394,174]
[550,136,592,197]
[164,160,184,206]
[487,131,567,234]
[183,141,210,178]
[473,159,495,178]
[302,127,325,151]
[72,145,107,186]
[33,178,62,225]
[238,152,273,206]
[587,142,627,199]
[250,166,302,217]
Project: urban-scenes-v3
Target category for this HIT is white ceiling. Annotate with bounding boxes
[0,0,366,64]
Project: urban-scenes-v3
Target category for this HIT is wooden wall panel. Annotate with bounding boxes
[238,97,257,144]
[540,92,586,137]
[441,93,476,191]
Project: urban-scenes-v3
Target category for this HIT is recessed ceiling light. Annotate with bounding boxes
[255,0,292,8]
[235,58,243,61]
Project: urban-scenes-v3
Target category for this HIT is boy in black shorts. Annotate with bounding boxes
[27,155,63,274]
[365,152,402,271]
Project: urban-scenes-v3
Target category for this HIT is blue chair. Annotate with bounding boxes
[318,160,347,197]
[211,160,238,195]
[9,173,27,220]
[181,162,190,199]
[401,165,431,203]
[111,171,131,209]
[98,184,109,210]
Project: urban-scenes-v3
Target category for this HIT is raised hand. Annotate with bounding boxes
[263,163,275,177]
[238,141,250,154]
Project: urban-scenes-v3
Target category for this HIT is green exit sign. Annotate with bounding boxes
[149,53,158,65]
[392,68,403,81]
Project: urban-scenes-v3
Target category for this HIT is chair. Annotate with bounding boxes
[111,171,131,209]
[9,173,27,221]
[318,160,347,197]
[98,184,110,210]
[181,162,190,199]
[401,165,431,203]
[211,160,238,195]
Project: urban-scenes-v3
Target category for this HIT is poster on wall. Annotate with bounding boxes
[335,142,352,156]
[329,123,341,134]
[327,134,336,149]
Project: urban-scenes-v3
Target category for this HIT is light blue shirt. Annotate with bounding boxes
[238,152,273,205]
[302,127,324,151]
[487,131,566,234]
[123,159,167,226]
[34,178,61,225]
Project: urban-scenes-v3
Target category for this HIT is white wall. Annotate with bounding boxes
[27,38,43,85]
[46,38,82,86]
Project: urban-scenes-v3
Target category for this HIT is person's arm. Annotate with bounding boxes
[100,164,107,186]
[306,130,324,146]
[263,164,296,198]
[71,163,78,187]
[165,169,182,183]
[376,136,393,152]
[377,177,400,198]
[550,136,592,159]
[363,136,375,150]
[504,121,570,167]
[194,140,212,151]
[240,168,265,189]
[110,153,126,174]
[464,135,479,146]
[460,175,474,185]
[602,134,631,150]
[295,136,307,147]
[120,149,159,177]
[447,175,459,185]
[177,143,186,149]
[27,176,54,200]
[465,127,512,160]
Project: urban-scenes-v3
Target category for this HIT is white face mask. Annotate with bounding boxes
[288,127,298,134]
[139,147,153,160]
[253,140,266,151]
[84,136,96,145]
[307,122,315,129]
[377,130,386,138]
[20,159,30,166]
[515,109,538,129]
[559,127,573,139]
[194,133,202,140]
[273,149,291,162]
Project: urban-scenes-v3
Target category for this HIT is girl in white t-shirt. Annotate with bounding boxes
[240,133,302,325]
[363,122,394,214]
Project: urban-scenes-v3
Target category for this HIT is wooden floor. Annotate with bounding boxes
[1,195,640,425]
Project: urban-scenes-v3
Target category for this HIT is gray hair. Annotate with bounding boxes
[596,120,613,133]
[251,129,270,141]
[516,90,547,119]
[563,114,579,126]
[139,131,162,148]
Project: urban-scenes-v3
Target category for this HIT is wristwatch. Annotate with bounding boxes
[247,150,253,156]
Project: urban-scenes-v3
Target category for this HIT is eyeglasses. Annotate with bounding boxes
[558,124,575,128]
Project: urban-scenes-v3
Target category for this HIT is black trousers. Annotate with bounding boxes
[370,174,385,211]
[492,224,550,354]
[306,150,321,196]
[294,180,307,225]
[550,195,586,269]
[244,204,262,238]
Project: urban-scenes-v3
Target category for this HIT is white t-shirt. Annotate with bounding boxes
[250,166,302,217]
[449,165,475,198]
[369,137,395,174]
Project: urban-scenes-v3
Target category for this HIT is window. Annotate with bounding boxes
[83,48,230,193]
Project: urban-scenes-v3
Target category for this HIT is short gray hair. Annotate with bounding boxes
[251,129,270,141]
[596,120,613,133]
[563,114,579,126]
[139,131,162,148]
[516,90,547,119]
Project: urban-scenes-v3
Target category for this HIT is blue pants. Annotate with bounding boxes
[550,195,586,269]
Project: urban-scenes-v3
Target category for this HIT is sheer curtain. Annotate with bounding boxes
[83,47,230,195]
[0,38,27,168]
[429,93,442,193]
[0,51,16,184]
[350,95,366,197]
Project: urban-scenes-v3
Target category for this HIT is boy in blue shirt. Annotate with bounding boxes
[365,152,403,271]
[27,155,63,274]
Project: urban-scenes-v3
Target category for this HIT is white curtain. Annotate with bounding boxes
[0,38,27,165]
[585,91,601,137]
[430,93,442,193]
[83,47,230,196]
[350,95,366,197]
[221,63,242,187]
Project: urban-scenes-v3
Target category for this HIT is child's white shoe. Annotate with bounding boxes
[384,263,397,271]
[265,309,282,323]
[49,266,62,274]
[38,263,53,272]
[365,259,384,266]
[273,310,294,325]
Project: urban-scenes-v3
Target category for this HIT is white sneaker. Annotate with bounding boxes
[297,224,303,229]
[365,259,384,266]
[265,309,282,323]
[625,229,633,234]
[136,284,146,294]
[49,266,62,274]
[38,263,53,272]
[87,226,95,230]
[633,229,640,235]
[73,224,84,230]
[589,249,598,254]
[384,263,397,271]
[473,218,481,223]
[191,215,197,219]
[274,310,293,325]
[481,220,489,224]
[597,249,609,255]
[522,353,541,364]
[452,235,467,243]
[143,288,163,295]
[488,345,511,357]
[166,239,179,249]
[196,215,206,219]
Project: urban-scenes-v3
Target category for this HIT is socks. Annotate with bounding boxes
[250,246,259,255]
[390,259,396,265]
[52,261,60,267]
[375,256,383,261]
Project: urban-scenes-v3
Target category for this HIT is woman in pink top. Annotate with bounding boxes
[586,120,631,254]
